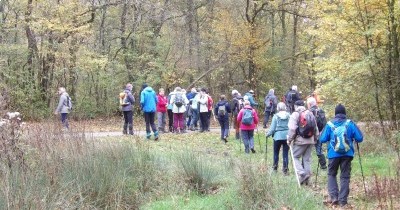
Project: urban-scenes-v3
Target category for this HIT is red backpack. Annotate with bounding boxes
[297,110,316,138]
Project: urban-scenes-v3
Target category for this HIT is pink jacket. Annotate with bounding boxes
[156,94,168,113]
[237,105,259,130]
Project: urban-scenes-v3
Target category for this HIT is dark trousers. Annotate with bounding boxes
[218,117,229,139]
[328,157,353,205]
[144,112,157,134]
[263,111,274,127]
[61,113,69,129]
[199,112,208,131]
[207,110,212,131]
[273,140,289,171]
[167,109,173,130]
[123,111,133,134]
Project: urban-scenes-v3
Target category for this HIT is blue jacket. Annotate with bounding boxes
[140,87,158,112]
[319,114,363,159]
[266,111,290,141]
[186,92,196,100]
[245,92,258,108]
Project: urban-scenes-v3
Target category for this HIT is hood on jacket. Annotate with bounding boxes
[295,106,306,112]
[217,100,228,106]
[143,86,154,92]
[276,111,289,119]
[333,114,347,124]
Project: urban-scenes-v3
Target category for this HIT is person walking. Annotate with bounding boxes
[170,87,189,133]
[214,95,231,143]
[237,100,259,154]
[263,89,278,128]
[156,88,168,133]
[287,100,319,185]
[167,89,175,133]
[54,87,72,130]
[198,88,209,132]
[307,97,328,169]
[244,90,258,108]
[285,85,301,113]
[140,85,159,140]
[266,102,290,175]
[189,89,200,131]
[319,104,363,207]
[119,83,135,135]
[231,90,244,139]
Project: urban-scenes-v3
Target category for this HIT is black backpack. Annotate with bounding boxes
[174,93,184,107]
[287,91,297,104]
[312,108,327,132]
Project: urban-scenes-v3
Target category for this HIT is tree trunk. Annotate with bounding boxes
[25,0,38,80]
[120,2,133,81]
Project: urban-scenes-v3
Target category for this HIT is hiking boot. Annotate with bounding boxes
[123,124,128,135]
[154,131,159,141]
[283,168,289,175]
[223,136,228,143]
[146,133,151,140]
[272,165,278,172]
[251,148,256,153]
[300,174,311,185]
[323,198,339,206]
[128,126,134,135]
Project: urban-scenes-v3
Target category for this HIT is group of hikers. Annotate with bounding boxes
[55,83,364,208]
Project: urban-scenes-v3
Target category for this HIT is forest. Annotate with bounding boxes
[1,0,399,133]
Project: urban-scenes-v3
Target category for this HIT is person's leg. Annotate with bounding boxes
[218,118,224,139]
[223,117,229,139]
[173,113,179,133]
[123,111,128,134]
[302,144,313,184]
[157,112,163,131]
[199,112,207,132]
[315,141,327,169]
[206,110,211,131]
[282,141,289,174]
[338,157,353,206]
[144,112,151,138]
[150,112,157,132]
[179,113,185,131]
[263,112,268,128]
[162,112,166,132]
[249,130,255,153]
[241,130,250,153]
[328,158,340,205]
[61,113,69,129]
[292,145,307,182]
[127,111,133,135]
[234,115,240,139]
[273,140,280,171]
[168,109,174,132]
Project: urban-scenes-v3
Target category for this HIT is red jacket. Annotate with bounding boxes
[237,105,259,130]
[156,94,168,113]
[207,95,213,111]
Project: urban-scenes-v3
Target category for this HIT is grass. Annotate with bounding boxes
[1,122,399,209]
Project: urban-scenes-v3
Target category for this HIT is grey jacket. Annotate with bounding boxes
[56,92,70,114]
[121,89,135,112]
[287,106,319,145]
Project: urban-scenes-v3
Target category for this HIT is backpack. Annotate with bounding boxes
[312,108,327,132]
[119,92,130,106]
[265,96,275,111]
[174,93,184,107]
[217,102,227,116]
[327,120,352,154]
[287,91,297,104]
[241,108,254,125]
[233,98,244,115]
[65,96,73,111]
[296,110,316,138]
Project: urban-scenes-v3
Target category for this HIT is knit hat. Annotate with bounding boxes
[294,100,305,106]
[335,104,346,115]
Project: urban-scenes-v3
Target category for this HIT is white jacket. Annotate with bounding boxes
[170,92,189,113]
[197,94,209,113]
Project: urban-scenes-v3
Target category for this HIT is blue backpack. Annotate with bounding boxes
[241,108,254,125]
[327,120,351,154]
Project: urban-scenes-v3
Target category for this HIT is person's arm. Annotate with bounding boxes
[253,109,259,125]
[319,123,331,143]
[266,115,277,137]
[128,92,135,104]
[140,91,145,108]
[287,113,298,144]
[226,103,231,113]
[55,95,65,114]
[350,121,364,143]
[237,110,243,123]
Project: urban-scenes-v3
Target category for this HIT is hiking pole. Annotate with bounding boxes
[265,136,268,164]
[256,127,261,152]
[289,144,301,187]
[356,142,367,196]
